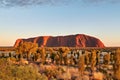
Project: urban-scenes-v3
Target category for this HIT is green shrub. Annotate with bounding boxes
[0,58,48,80]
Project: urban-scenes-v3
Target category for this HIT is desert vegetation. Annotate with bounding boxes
[0,58,48,80]
[0,42,120,80]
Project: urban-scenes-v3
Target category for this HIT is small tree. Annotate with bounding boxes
[38,48,46,64]
[1,53,5,58]
[104,53,110,65]
[70,53,74,66]
[33,52,41,61]
[54,52,60,65]
[49,48,56,63]
[58,47,69,65]
[113,48,120,79]
[16,43,24,60]
[96,51,100,65]
[15,42,38,61]
[9,52,12,57]
[62,47,69,65]
[110,52,114,65]
[84,51,90,66]
[78,55,85,79]
[90,50,97,72]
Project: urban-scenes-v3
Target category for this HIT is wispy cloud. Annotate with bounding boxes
[83,0,120,4]
[0,0,119,7]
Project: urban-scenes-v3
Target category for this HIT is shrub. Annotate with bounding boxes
[0,58,48,80]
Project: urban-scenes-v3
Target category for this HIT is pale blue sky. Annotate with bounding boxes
[0,1,120,46]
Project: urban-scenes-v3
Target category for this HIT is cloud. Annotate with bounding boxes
[0,0,74,7]
[0,0,119,7]
[83,0,120,4]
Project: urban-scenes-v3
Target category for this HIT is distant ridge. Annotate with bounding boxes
[14,34,105,48]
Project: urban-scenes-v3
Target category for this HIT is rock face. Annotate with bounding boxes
[14,34,105,47]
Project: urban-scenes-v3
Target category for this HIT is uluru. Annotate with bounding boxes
[14,34,105,48]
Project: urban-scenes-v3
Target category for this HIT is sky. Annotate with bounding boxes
[0,0,120,47]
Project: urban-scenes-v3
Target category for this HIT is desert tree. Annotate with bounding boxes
[49,48,56,63]
[96,51,101,65]
[33,52,41,61]
[38,47,46,64]
[113,48,120,79]
[9,52,12,58]
[1,53,5,58]
[15,42,24,60]
[54,51,60,65]
[78,55,85,79]
[84,50,90,67]
[110,52,114,65]
[95,50,101,71]
[26,42,38,60]
[104,53,110,65]
[15,42,38,61]
[70,53,75,66]
[62,47,70,65]
[58,47,69,65]
[58,47,65,65]
[90,50,97,72]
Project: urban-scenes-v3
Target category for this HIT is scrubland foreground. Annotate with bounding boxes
[0,42,120,80]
